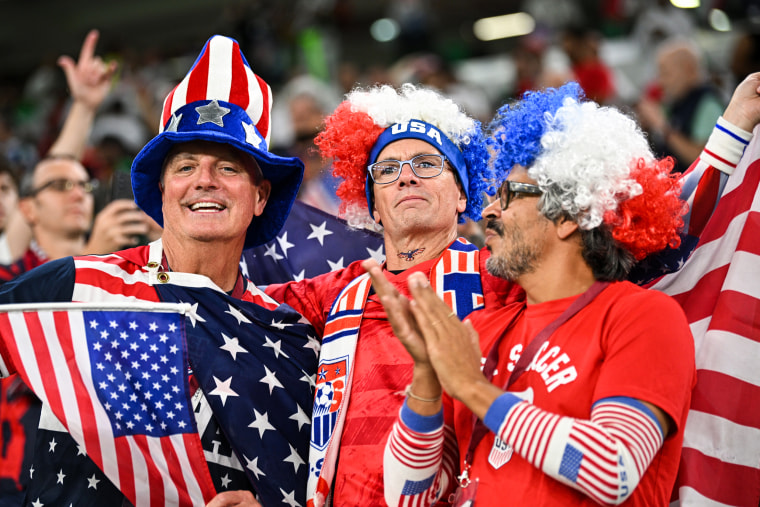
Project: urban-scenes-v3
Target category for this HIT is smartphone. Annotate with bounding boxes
[110,169,134,202]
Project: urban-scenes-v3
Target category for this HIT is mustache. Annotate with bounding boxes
[485,217,504,236]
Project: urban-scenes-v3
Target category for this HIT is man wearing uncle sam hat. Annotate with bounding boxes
[0,35,314,507]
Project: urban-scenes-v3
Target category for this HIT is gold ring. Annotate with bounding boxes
[447,311,456,318]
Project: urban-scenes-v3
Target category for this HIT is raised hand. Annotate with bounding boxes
[57,29,118,110]
[362,259,429,365]
[722,72,760,132]
[404,272,486,405]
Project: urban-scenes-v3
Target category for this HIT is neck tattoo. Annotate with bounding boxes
[397,247,425,262]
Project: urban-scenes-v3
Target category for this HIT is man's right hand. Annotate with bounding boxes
[363,259,444,415]
[84,199,155,254]
[362,259,430,366]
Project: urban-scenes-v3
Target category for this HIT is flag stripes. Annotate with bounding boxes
[0,304,214,507]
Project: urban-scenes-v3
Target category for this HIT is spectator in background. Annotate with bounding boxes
[271,75,342,215]
[0,113,38,176]
[0,157,21,264]
[391,53,492,122]
[509,35,548,99]
[1,153,156,282]
[636,38,725,173]
[630,0,696,54]
[730,26,760,88]
[0,32,157,505]
[560,24,616,104]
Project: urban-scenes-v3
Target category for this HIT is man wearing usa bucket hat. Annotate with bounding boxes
[0,35,314,507]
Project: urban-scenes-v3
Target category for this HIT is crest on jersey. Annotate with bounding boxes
[311,357,348,450]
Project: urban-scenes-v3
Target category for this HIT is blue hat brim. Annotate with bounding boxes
[131,128,304,249]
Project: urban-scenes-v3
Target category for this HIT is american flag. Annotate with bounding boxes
[0,302,216,507]
[652,133,760,506]
[153,282,318,507]
[242,200,385,285]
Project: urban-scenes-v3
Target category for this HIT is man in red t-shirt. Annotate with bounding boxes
[373,75,760,506]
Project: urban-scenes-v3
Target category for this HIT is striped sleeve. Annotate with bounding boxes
[483,394,664,505]
[384,402,458,507]
[680,117,752,237]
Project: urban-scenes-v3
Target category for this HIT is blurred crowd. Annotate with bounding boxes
[0,0,758,257]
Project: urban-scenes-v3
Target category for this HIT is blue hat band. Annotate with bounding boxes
[365,121,469,213]
[131,98,304,249]
[163,100,267,150]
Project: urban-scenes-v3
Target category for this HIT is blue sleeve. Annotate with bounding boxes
[0,257,76,303]
[400,399,444,432]
[483,392,523,434]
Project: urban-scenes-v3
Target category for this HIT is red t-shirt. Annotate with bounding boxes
[454,281,695,506]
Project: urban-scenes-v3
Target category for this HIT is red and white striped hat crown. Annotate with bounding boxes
[131,35,304,248]
[158,36,272,145]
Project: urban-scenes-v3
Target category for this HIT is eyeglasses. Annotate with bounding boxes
[498,180,543,210]
[367,154,447,185]
[28,178,98,197]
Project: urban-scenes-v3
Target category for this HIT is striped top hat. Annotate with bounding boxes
[131,35,304,248]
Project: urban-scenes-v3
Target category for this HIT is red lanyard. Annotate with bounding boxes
[458,281,610,485]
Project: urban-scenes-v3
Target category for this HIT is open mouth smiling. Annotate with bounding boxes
[189,201,226,212]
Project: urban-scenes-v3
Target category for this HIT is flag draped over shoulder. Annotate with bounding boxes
[0,302,216,507]
[651,136,760,506]
[153,283,318,507]
[242,200,385,285]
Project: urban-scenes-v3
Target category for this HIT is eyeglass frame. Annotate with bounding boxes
[498,180,543,210]
[367,153,448,185]
[26,178,98,197]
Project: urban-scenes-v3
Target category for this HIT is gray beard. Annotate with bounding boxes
[485,227,541,281]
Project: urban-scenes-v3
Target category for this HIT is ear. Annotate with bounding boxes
[17,197,36,225]
[555,216,579,240]
[371,191,382,226]
[158,180,166,215]
[456,188,467,214]
[252,179,272,217]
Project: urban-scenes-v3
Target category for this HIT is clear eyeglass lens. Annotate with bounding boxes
[371,154,444,183]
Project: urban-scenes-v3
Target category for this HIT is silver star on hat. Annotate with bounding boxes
[195,99,231,127]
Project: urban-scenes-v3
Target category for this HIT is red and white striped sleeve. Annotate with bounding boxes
[384,402,458,507]
[484,394,665,505]
[680,116,753,238]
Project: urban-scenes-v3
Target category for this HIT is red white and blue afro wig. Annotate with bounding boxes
[487,82,685,260]
[314,83,494,229]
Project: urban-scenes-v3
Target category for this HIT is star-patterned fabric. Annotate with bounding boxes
[155,283,318,507]
[0,245,319,506]
[0,306,214,506]
[242,200,384,286]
